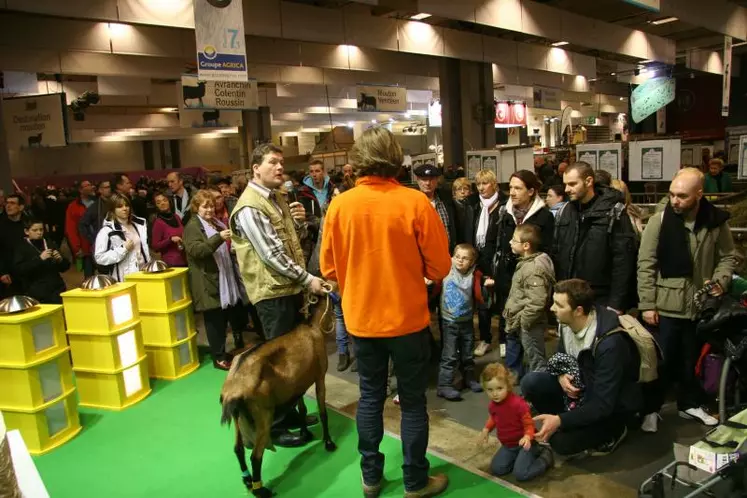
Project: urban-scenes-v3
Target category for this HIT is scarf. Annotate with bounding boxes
[561,310,598,359]
[476,192,499,248]
[197,216,246,309]
[156,210,180,229]
[512,204,530,225]
[657,198,730,279]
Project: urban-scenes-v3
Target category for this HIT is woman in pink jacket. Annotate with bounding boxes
[150,192,187,267]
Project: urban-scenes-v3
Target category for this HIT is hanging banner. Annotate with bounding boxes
[623,0,660,11]
[356,85,407,112]
[533,86,561,110]
[3,93,67,149]
[194,0,248,82]
[631,76,676,123]
[181,75,258,109]
[723,36,732,117]
[495,101,510,126]
[510,102,527,126]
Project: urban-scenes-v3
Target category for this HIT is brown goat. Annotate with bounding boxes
[220,293,337,497]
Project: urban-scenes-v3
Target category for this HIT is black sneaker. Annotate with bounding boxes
[337,353,351,372]
[588,425,628,457]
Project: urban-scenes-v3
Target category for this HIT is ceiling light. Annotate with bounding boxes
[410,13,431,20]
[389,117,395,122]
[620,97,625,101]
[611,72,616,76]
[552,41,569,47]
[651,17,678,25]
[640,59,653,64]
[347,121,354,128]
[371,119,376,124]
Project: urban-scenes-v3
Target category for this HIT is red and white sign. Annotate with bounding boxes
[511,102,527,126]
[495,101,510,125]
[495,101,527,127]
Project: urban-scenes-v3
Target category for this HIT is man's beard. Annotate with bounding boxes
[673,202,697,216]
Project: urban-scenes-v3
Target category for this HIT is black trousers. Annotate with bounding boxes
[652,316,706,411]
[203,304,248,363]
[520,372,626,455]
[254,293,303,340]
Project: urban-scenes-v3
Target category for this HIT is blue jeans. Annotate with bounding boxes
[333,299,349,354]
[438,320,475,388]
[352,329,431,492]
[490,442,548,482]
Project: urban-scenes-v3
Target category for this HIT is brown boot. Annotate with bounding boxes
[403,474,448,498]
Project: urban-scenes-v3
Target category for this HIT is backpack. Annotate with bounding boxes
[593,314,663,383]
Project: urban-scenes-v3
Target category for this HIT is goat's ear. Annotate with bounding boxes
[311,295,334,332]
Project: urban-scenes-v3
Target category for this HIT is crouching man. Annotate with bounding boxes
[521,279,642,456]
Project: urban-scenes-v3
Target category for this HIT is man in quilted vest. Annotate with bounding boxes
[229,143,327,448]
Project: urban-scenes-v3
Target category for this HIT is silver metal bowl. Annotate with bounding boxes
[81,274,118,291]
[140,260,171,274]
[0,295,40,314]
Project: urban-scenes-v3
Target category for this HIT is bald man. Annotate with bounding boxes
[638,167,737,430]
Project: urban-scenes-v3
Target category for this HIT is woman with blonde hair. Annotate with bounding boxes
[463,169,504,357]
[611,179,644,237]
[452,177,472,205]
[183,189,247,370]
[94,193,150,281]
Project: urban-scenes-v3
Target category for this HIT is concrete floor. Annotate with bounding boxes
[61,269,716,497]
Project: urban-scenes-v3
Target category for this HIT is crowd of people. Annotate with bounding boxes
[0,131,741,497]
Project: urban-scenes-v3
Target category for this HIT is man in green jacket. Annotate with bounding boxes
[638,167,737,430]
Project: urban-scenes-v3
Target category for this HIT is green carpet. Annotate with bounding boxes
[34,358,526,498]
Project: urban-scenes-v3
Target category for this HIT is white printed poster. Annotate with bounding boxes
[481,152,499,178]
[181,75,258,109]
[598,149,620,180]
[466,152,482,181]
[578,151,598,168]
[642,146,664,180]
[739,136,747,179]
[3,93,67,149]
[194,0,248,82]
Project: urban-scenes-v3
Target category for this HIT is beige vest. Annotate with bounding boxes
[229,184,306,304]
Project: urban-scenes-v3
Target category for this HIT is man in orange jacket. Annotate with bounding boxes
[320,127,451,498]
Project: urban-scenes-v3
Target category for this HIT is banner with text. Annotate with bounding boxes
[194,0,248,82]
[356,85,407,112]
[181,75,258,109]
[533,86,561,110]
[3,93,67,149]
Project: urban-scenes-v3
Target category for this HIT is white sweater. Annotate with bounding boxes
[94,217,151,281]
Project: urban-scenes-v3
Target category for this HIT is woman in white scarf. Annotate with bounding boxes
[472,169,501,357]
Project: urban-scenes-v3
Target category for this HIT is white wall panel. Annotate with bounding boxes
[0,48,61,73]
[520,1,561,41]
[343,12,398,51]
[483,37,518,67]
[444,29,483,62]
[98,76,152,96]
[280,1,344,45]
[0,14,111,53]
[300,43,351,70]
[244,0,282,39]
[518,44,548,72]
[245,37,301,66]
[5,0,118,20]
[417,0,478,23]
[572,54,596,79]
[547,48,573,75]
[398,21,444,57]
[247,64,283,82]
[117,0,194,29]
[60,52,186,78]
[476,0,522,33]
[279,66,325,85]
[110,23,188,58]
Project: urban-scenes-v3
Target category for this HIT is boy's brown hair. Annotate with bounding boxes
[514,223,541,252]
[453,243,477,263]
[480,362,516,388]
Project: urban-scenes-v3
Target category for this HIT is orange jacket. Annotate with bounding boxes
[320,176,451,338]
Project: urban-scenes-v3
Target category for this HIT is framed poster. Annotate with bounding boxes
[466,152,482,181]
[598,148,620,180]
[481,152,500,179]
[577,150,598,168]
[576,143,622,180]
[629,139,681,182]
[739,136,747,180]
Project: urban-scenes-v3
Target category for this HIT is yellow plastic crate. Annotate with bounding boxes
[0,348,75,411]
[1,389,82,455]
[60,283,139,334]
[125,268,191,313]
[74,356,151,410]
[66,322,145,373]
[0,305,67,367]
[145,333,199,380]
[139,301,195,347]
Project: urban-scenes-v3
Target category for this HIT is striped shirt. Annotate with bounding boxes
[233,182,313,286]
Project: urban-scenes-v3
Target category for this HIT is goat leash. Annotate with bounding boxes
[301,282,335,335]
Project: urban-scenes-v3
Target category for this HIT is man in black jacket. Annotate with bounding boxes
[414,163,463,254]
[79,179,112,246]
[553,162,637,312]
[523,279,641,456]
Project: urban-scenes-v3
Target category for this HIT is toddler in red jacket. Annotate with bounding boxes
[478,363,553,481]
